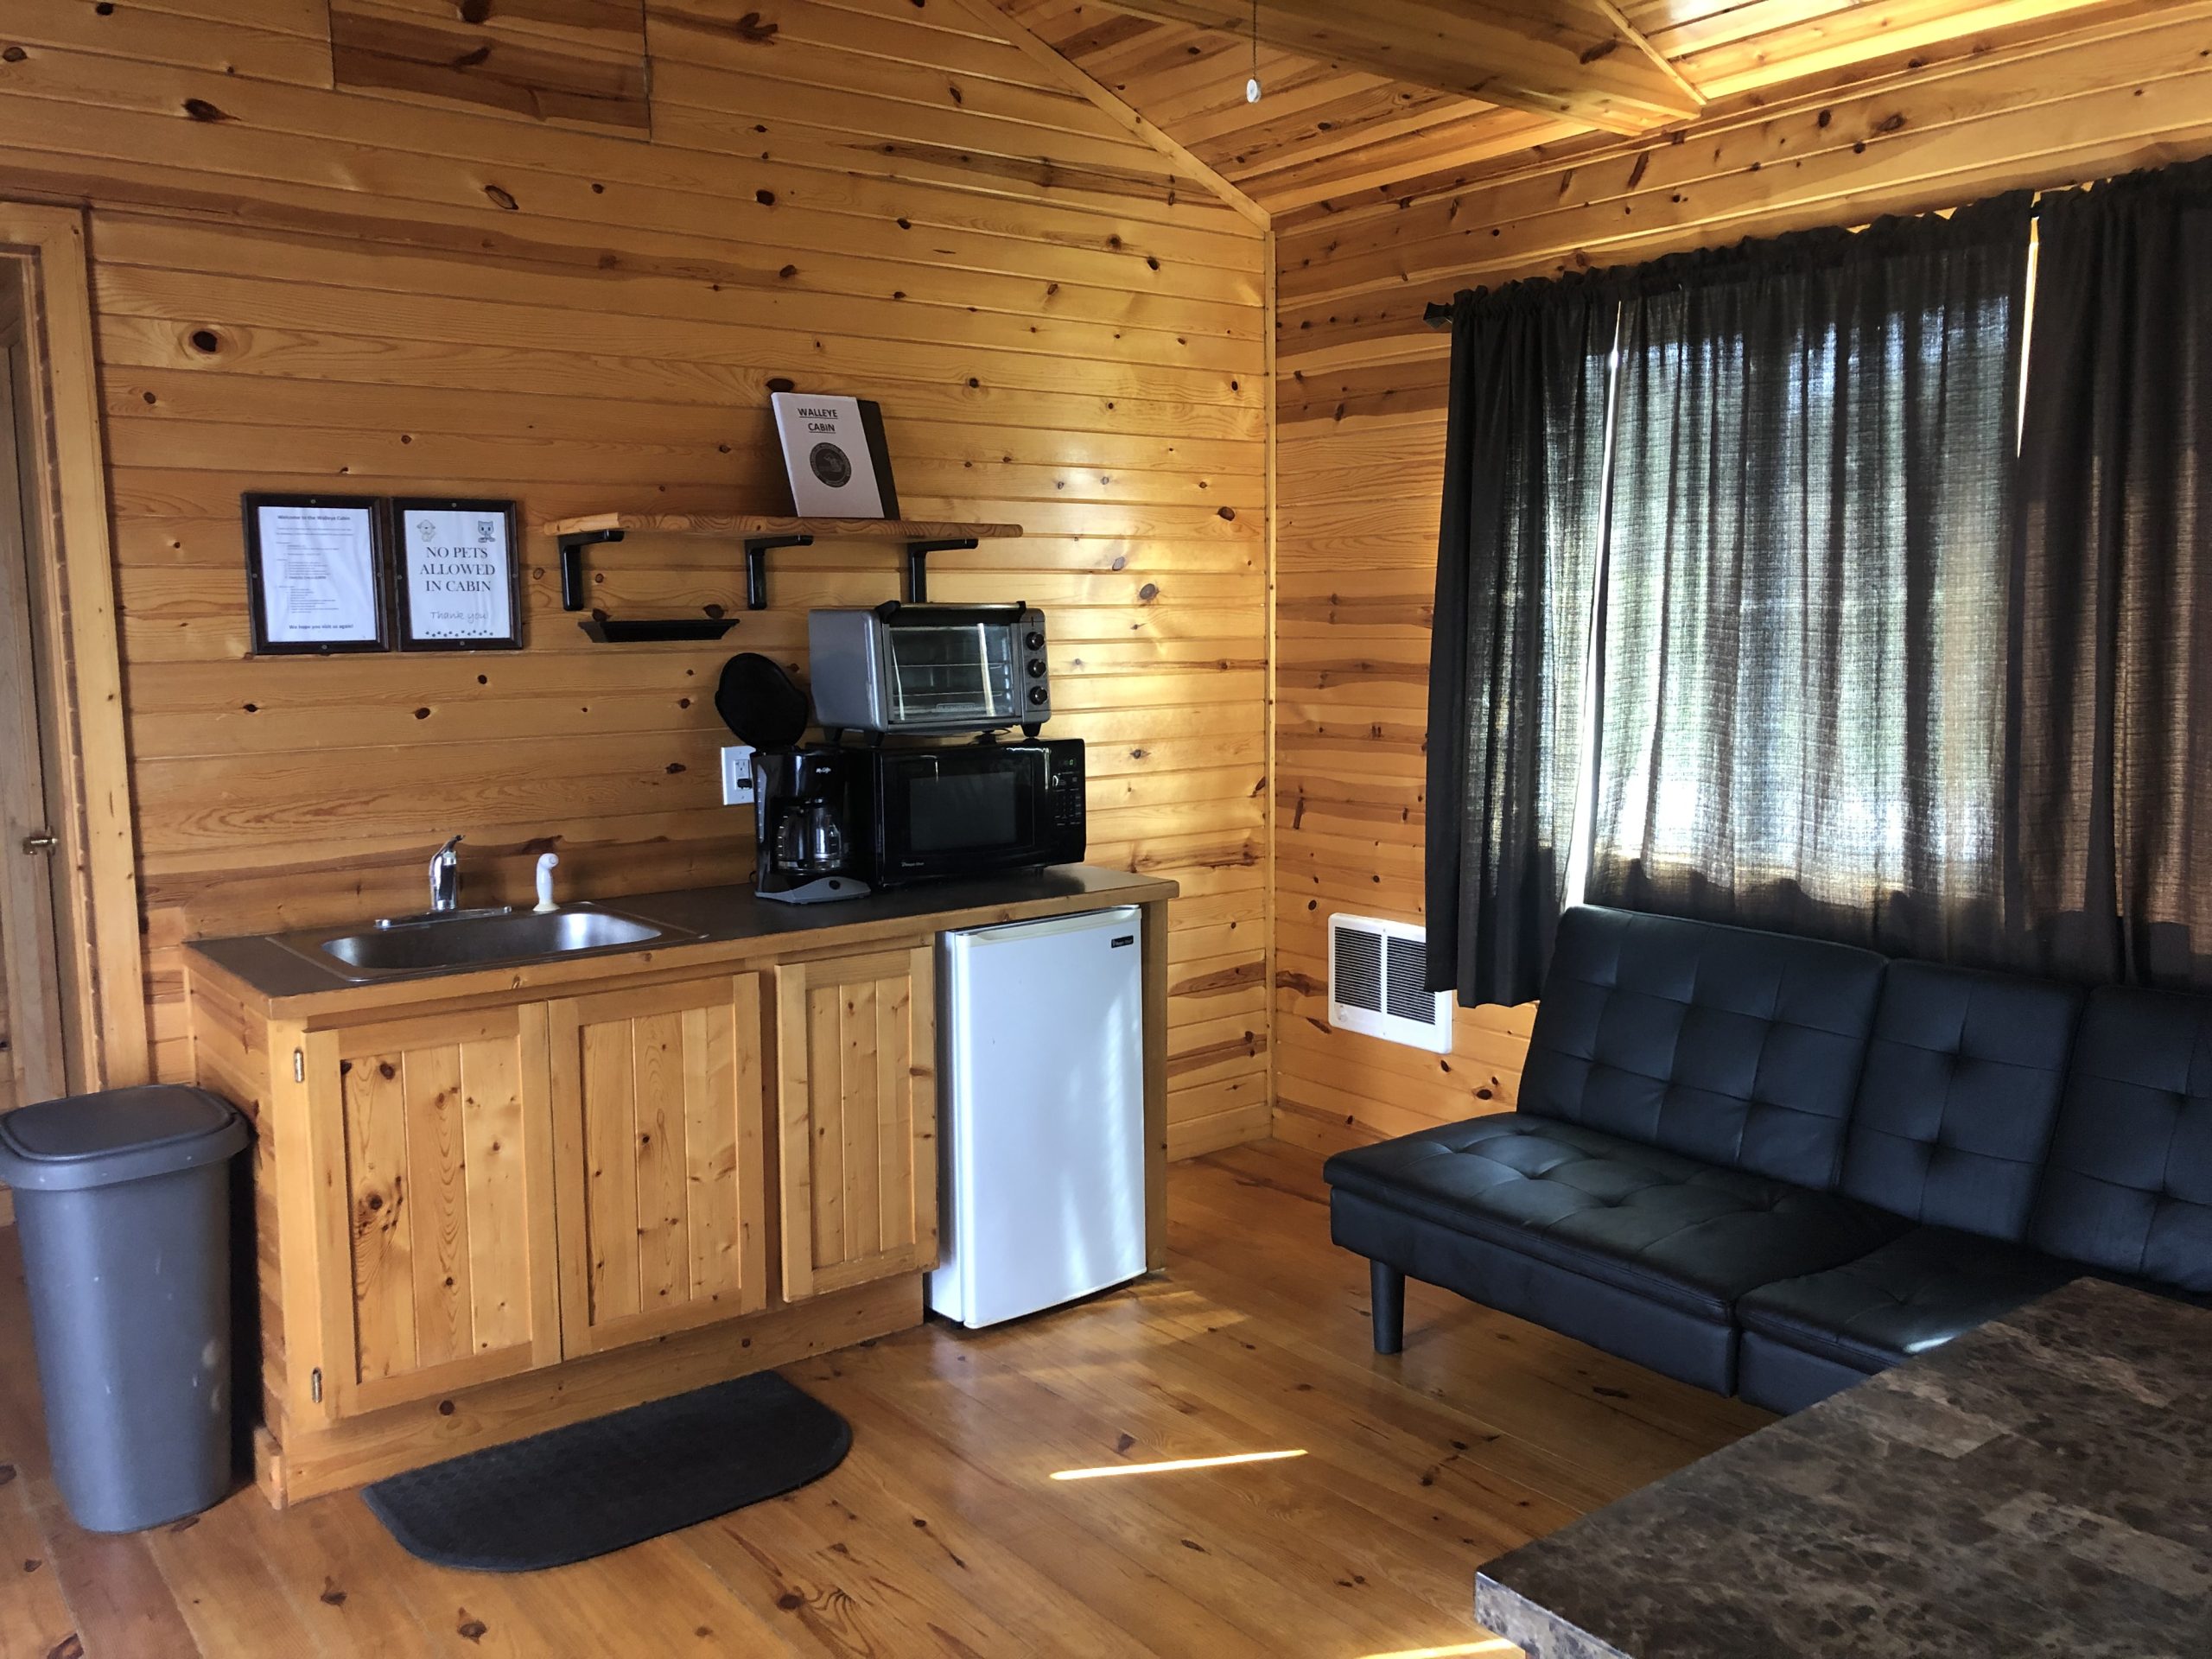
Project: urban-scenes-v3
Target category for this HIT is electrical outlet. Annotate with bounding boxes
[721,745,756,807]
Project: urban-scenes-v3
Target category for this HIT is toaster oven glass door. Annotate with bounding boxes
[875,747,1049,877]
[885,622,1020,728]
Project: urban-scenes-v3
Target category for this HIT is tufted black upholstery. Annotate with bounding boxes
[1331,1186,1744,1391]
[1839,963,2083,1240]
[1324,1115,1903,1323]
[1733,1226,2073,1409]
[2031,985,2212,1294]
[1325,905,2212,1416]
[1519,906,1885,1189]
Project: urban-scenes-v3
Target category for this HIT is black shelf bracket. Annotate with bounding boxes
[905,539,977,603]
[557,527,625,612]
[744,534,815,611]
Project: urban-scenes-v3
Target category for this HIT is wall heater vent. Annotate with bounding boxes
[1328,913,1452,1054]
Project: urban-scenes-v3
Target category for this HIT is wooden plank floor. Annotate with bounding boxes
[0,1141,1768,1658]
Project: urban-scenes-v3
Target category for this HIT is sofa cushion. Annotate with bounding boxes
[1839,963,2082,1240]
[1323,1114,1905,1323]
[1331,1187,1740,1394]
[1736,1331,1878,1415]
[1735,1225,2075,1375]
[2032,985,2212,1295]
[1518,906,1887,1189]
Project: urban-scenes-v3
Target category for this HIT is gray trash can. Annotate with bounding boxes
[0,1084,251,1533]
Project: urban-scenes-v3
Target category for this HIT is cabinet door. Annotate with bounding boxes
[303,1006,562,1418]
[546,975,770,1355]
[774,946,938,1301]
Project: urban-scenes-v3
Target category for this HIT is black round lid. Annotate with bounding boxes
[715,653,810,749]
[0,1085,250,1192]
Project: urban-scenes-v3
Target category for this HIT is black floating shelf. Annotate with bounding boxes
[577,614,739,644]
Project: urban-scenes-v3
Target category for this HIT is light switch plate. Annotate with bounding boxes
[720,745,756,807]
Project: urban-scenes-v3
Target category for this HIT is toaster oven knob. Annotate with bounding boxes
[1024,630,1045,652]
[1027,685,1048,707]
[1027,658,1046,677]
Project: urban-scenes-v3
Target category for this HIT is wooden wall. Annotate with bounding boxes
[0,0,1271,1158]
[1269,1,2212,1153]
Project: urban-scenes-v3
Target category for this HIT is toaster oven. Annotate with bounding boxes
[808,602,1051,737]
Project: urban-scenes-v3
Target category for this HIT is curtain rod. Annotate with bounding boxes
[1424,200,2049,328]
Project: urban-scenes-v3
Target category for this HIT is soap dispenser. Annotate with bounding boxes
[533,853,560,913]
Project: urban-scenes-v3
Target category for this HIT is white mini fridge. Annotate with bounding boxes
[929,905,1147,1329]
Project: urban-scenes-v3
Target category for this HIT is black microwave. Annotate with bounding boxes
[861,739,1084,887]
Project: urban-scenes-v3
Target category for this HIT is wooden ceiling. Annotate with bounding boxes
[994,0,2136,212]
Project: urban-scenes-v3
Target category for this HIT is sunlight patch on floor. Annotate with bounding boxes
[1048,1448,1309,1481]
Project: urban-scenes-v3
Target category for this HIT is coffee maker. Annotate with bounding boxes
[753,747,873,905]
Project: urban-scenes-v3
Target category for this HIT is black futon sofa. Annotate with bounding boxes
[1324,906,2212,1414]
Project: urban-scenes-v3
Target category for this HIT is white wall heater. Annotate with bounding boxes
[1327,912,1452,1054]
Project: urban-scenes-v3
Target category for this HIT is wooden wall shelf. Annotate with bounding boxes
[541,514,1027,617]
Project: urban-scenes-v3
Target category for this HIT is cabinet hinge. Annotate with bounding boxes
[294,1048,305,1084]
[309,1367,322,1404]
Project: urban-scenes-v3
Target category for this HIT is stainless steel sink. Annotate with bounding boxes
[279,905,690,980]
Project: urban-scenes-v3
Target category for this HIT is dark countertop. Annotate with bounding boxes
[1476,1278,2212,1659]
[188,864,1175,1011]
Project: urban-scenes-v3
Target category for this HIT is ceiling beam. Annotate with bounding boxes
[1093,0,1703,134]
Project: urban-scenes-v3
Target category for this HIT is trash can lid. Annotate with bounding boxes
[0,1085,251,1192]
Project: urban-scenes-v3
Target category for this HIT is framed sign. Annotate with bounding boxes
[390,498,523,651]
[242,493,391,655]
[769,391,900,518]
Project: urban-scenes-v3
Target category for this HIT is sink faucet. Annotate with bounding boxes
[429,835,463,912]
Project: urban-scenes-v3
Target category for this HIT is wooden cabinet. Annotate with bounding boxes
[546,974,770,1356]
[302,1006,562,1418]
[188,870,1173,1503]
[773,945,939,1300]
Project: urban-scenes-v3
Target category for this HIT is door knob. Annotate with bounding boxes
[20,832,57,854]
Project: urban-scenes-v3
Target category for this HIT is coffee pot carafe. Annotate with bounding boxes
[753,747,872,905]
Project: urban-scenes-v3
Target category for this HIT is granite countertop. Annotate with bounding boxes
[1477,1278,2212,1658]
[187,863,1174,1009]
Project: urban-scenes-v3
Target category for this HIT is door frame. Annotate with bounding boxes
[0,203,146,1093]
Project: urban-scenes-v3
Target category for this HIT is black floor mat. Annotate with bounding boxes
[360,1370,851,1572]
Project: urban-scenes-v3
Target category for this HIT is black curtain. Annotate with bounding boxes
[1588,197,2035,961]
[2011,158,2212,987]
[1424,276,1619,1007]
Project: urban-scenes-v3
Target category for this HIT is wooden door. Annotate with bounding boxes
[303,1006,562,1417]
[546,975,770,1355]
[0,290,69,1116]
[773,946,938,1301]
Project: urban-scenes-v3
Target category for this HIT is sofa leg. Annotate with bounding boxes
[1370,1261,1405,1355]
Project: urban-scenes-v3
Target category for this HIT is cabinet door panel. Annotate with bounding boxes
[549,975,769,1356]
[307,1006,561,1419]
[776,947,937,1301]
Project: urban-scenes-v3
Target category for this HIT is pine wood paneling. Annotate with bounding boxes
[0,0,1271,1148]
[312,1005,563,1415]
[1270,2,2212,1150]
[547,973,772,1355]
[774,945,938,1300]
[989,0,2123,211]
[329,1,652,135]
